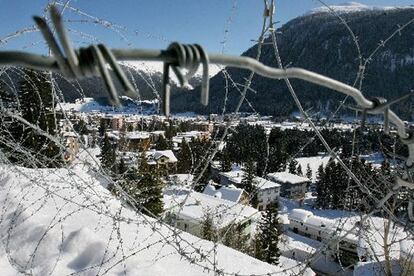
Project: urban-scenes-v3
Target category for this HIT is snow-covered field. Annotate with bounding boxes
[0,152,314,275]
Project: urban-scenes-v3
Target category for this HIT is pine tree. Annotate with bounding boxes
[177,138,192,173]
[18,69,62,167]
[100,134,116,172]
[136,152,164,216]
[316,164,327,209]
[297,164,303,176]
[201,209,216,242]
[222,223,250,253]
[254,202,281,265]
[288,159,298,174]
[306,163,312,180]
[242,159,256,194]
[220,147,232,172]
[155,135,169,150]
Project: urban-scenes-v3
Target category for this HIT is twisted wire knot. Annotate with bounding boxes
[162,42,209,116]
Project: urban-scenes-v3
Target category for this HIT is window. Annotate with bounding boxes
[184,223,188,231]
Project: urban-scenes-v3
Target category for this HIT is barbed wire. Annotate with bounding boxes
[0,1,414,276]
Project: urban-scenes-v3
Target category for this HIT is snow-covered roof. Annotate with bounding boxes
[267,172,310,185]
[289,209,313,222]
[164,191,259,227]
[203,183,245,203]
[255,177,280,190]
[125,131,150,140]
[220,170,244,184]
[148,150,178,163]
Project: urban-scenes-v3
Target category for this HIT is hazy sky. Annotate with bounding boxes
[0,1,413,55]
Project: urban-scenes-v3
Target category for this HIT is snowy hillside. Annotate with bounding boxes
[0,152,314,275]
[122,61,223,88]
[309,2,414,14]
[58,97,158,114]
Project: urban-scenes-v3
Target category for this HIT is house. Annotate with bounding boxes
[203,183,250,205]
[218,171,280,210]
[146,150,178,170]
[163,191,260,239]
[288,209,360,266]
[219,170,243,186]
[267,172,310,200]
[124,131,151,151]
[255,177,281,211]
[100,114,124,130]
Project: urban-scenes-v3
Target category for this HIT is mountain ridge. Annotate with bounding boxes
[171,6,414,119]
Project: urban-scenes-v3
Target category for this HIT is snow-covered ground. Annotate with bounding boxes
[0,153,314,275]
[287,156,331,182]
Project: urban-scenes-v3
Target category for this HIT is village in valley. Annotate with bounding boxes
[54,98,414,275]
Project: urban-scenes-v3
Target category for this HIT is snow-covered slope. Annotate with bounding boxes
[58,97,158,114]
[122,61,223,88]
[309,2,414,14]
[0,153,314,275]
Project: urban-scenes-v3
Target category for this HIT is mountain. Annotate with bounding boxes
[171,4,414,119]
[0,62,221,104]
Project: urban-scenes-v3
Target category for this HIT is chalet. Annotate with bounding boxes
[163,191,260,239]
[267,172,310,200]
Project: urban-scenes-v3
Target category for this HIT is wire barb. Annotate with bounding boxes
[33,5,137,106]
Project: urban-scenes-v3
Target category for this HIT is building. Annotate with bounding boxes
[267,172,310,200]
[163,191,260,239]
[288,209,360,266]
[218,171,280,210]
[124,131,151,151]
[62,131,79,162]
[203,183,250,205]
[255,177,281,211]
[146,150,178,170]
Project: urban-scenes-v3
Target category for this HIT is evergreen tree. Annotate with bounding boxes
[18,69,62,167]
[242,159,256,194]
[297,164,303,176]
[254,202,281,265]
[316,164,327,209]
[220,147,232,172]
[155,135,169,150]
[306,163,312,180]
[222,223,250,253]
[138,159,164,216]
[201,209,216,242]
[288,159,298,174]
[177,138,192,173]
[100,134,116,173]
